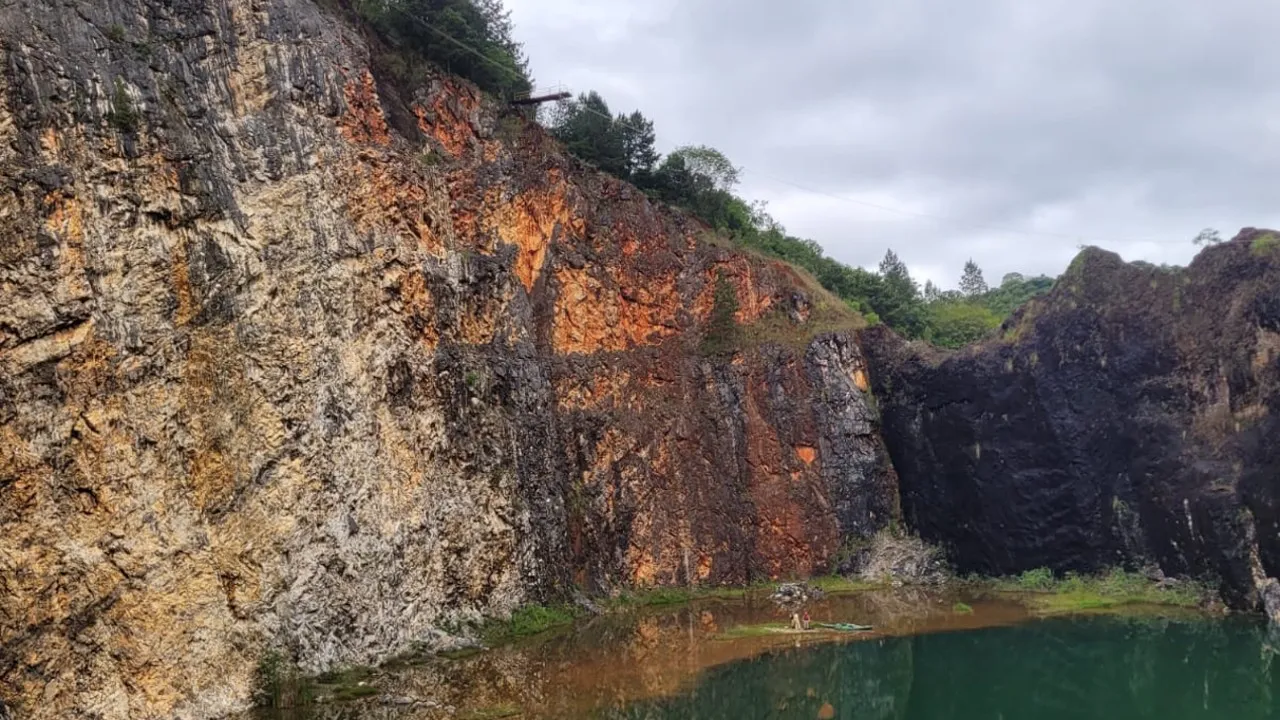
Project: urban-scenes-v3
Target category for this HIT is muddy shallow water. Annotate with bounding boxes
[243,588,1268,719]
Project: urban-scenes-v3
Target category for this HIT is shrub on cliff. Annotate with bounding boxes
[700,271,741,355]
[855,529,950,585]
[1252,232,1279,257]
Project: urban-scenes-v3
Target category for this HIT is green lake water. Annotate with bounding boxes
[604,615,1280,719]
[246,591,1280,720]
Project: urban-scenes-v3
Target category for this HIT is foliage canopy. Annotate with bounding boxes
[354,0,533,98]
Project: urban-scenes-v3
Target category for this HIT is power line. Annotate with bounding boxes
[378,7,1189,248]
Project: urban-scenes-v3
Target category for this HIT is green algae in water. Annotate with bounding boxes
[601,616,1280,719]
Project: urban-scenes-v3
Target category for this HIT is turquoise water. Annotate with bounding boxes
[601,616,1280,719]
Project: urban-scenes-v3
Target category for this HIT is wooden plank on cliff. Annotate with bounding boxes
[510,91,571,106]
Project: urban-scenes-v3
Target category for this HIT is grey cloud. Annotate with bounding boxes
[507,0,1280,286]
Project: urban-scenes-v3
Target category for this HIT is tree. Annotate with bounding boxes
[982,274,1054,316]
[548,91,627,177]
[749,200,783,234]
[644,147,750,233]
[923,280,941,302]
[959,259,989,297]
[1193,228,1223,246]
[617,110,659,180]
[871,250,925,337]
[666,145,740,192]
[879,250,910,282]
[648,152,703,206]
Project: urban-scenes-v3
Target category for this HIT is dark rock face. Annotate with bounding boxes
[863,231,1280,608]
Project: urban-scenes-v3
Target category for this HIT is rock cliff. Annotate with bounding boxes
[0,0,896,717]
[864,230,1280,610]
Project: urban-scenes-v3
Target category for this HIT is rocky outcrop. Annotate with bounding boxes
[863,231,1280,609]
[0,0,896,717]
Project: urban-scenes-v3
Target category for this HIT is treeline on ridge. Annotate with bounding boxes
[545,91,1054,348]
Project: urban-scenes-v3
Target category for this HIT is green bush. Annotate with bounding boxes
[507,604,576,635]
[1016,567,1055,591]
[480,603,578,644]
[107,77,139,132]
[982,567,1212,614]
[1251,233,1279,257]
[923,300,1002,348]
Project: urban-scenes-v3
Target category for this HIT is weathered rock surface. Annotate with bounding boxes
[0,0,896,717]
[864,231,1280,609]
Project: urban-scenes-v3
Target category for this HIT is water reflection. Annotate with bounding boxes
[610,617,1280,719]
[245,592,1277,720]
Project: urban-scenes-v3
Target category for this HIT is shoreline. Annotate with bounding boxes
[248,573,1227,718]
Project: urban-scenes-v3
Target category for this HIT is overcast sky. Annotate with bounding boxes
[505,0,1280,289]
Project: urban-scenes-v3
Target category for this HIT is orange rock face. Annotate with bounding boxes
[339,71,392,147]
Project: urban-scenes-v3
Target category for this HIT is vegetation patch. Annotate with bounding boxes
[605,584,772,610]
[107,78,139,132]
[254,653,380,708]
[736,301,865,352]
[807,576,882,594]
[695,254,866,356]
[605,577,876,613]
[711,622,792,640]
[494,113,524,143]
[254,651,310,708]
[1251,232,1279,257]
[952,602,973,614]
[418,148,443,169]
[974,568,1211,615]
[479,603,579,644]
